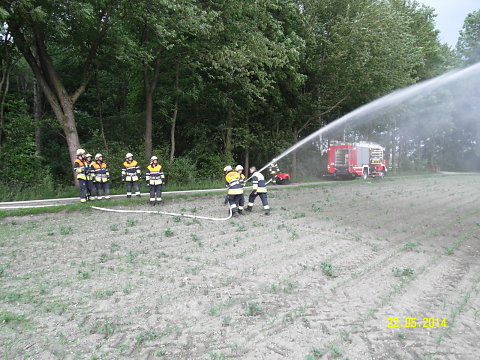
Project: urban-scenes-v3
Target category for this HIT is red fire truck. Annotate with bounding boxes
[324,142,388,179]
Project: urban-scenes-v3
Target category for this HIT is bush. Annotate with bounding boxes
[0,98,53,186]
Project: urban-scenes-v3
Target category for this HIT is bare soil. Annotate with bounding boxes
[1,174,480,360]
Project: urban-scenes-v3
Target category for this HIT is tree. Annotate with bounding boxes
[457,10,480,65]
[117,0,213,160]
[200,0,305,158]
[0,0,123,182]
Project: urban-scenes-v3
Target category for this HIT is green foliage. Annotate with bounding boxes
[0,0,457,195]
[392,267,415,277]
[457,10,480,65]
[0,99,52,186]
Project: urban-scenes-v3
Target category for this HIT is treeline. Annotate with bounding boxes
[0,0,478,190]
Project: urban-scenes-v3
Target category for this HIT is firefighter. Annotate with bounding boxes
[73,149,88,203]
[122,153,141,198]
[236,164,246,214]
[224,165,243,217]
[246,166,270,215]
[92,153,110,200]
[146,156,165,205]
[223,165,232,205]
[268,161,280,184]
[84,154,96,201]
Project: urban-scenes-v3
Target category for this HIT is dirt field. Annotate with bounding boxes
[1,174,480,360]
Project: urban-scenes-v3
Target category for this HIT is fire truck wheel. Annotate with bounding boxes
[379,168,386,178]
[362,169,368,180]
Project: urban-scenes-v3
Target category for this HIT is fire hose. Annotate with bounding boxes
[91,205,232,221]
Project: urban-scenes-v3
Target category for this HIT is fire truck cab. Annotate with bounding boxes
[325,142,387,179]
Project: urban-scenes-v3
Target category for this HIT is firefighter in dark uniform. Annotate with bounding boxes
[122,153,141,198]
[84,153,96,201]
[236,165,246,214]
[246,166,270,215]
[92,153,110,200]
[146,156,165,205]
[268,161,280,184]
[224,165,243,217]
[73,149,88,203]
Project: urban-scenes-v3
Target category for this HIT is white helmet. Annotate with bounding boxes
[235,165,243,171]
[223,165,232,172]
[76,148,86,156]
[85,153,93,158]
[95,153,103,160]
[151,156,158,161]
[125,153,133,159]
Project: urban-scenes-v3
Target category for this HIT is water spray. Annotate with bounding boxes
[254,62,480,176]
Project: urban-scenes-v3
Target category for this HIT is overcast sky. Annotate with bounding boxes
[418,0,479,47]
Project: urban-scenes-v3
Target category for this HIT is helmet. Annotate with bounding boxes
[235,165,243,171]
[95,153,103,160]
[76,148,86,156]
[125,153,133,159]
[85,153,93,158]
[150,156,158,161]
[223,165,232,172]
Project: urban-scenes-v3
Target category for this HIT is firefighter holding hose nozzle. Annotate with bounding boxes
[236,165,246,214]
[268,160,280,184]
[246,166,270,215]
[224,165,244,217]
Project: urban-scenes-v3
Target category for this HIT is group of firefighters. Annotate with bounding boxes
[73,149,165,205]
[223,164,270,217]
[73,148,276,215]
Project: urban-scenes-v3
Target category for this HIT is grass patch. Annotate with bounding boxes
[392,267,415,277]
[245,301,262,316]
[59,225,73,235]
[90,318,116,337]
[320,262,337,277]
[306,347,324,360]
[0,310,31,327]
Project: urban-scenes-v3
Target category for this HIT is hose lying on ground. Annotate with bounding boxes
[91,205,233,221]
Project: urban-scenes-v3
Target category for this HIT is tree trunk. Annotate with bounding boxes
[244,148,249,177]
[225,107,233,156]
[33,76,42,156]
[96,71,108,154]
[144,85,153,160]
[143,56,161,161]
[170,61,180,162]
[0,63,10,149]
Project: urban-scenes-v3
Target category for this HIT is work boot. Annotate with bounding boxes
[156,200,162,205]
[150,201,155,206]
[136,194,141,198]
[232,212,239,217]
[127,195,131,199]
[246,206,252,212]
[264,209,270,215]
[238,210,245,215]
